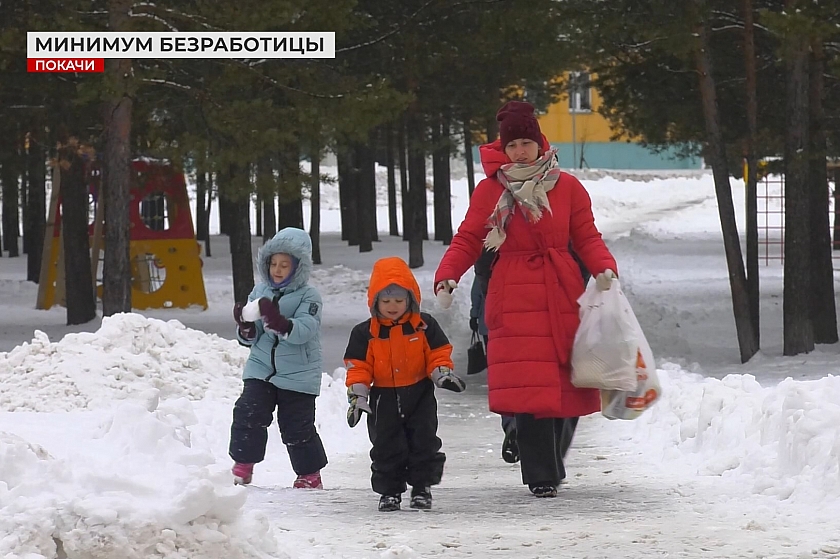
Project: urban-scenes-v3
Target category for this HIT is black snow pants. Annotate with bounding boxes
[367,378,446,496]
[229,378,328,475]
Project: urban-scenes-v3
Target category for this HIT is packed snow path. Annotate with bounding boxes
[245,370,833,559]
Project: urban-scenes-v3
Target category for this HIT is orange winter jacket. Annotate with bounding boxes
[344,257,454,388]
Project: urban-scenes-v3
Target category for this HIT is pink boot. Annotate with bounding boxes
[293,471,323,489]
[232,462,254,485]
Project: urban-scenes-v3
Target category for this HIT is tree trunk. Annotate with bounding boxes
[278,197,304,230]
[368,136,379,243]
[337,148,350,241]
[386,124,400,236]
[834,168,840,251]
[485,115,498,148]
[60,143,96,325]
[782,8,814,355]
[257,157,275,241]
[432,114,453,245]
[255,192,262,238]
[26,133,46,282]
[222,164,255,302]
[1,155,20,257]
[464,116,476,197]
[407,111,426,268]
[203,172,213,257]
[398,118,410,241]
[261,196,275,240]
[337,147,359,245]
[693,13,758,362]
[310,148,322,265]
[102,0,133,315]
[218,194,232,235]
[742,0,760,348]
[807,40,837,344]
[356,140,375,253]
[420,136,429,242]
[277,151,304,230]
[195,171,207,241]
[21,140,29,255]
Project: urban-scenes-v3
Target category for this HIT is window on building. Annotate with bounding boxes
[568,72,591,113]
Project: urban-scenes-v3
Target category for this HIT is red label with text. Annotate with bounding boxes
[27,58,105,72]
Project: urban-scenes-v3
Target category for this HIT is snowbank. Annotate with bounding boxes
[0,399,283,559]
[631,367,840,505]
[0,314,365,559]
[0,313,246,412]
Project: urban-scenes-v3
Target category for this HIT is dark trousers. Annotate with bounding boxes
[515,414,579,486]
[367,378,446,496]
[229,378,328,475]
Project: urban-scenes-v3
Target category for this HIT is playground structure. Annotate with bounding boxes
[36,159,208,310]
[754,161,840,267]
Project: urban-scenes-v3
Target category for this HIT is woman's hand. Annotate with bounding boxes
[435,280,458,309]
[595,269,617,291]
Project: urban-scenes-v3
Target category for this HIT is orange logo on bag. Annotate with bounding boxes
[625,389,658,410]
[636,350,646,369]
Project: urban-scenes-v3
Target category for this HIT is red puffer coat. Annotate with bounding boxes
[435,138,617,418]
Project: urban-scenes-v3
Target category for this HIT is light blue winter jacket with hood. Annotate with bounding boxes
[237,227,323,395]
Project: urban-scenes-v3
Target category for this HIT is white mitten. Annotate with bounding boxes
[435,280,457,310]
[241,298,262,322]
[595,269,617,291]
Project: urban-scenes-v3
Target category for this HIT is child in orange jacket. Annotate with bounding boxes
[343,257,466,512]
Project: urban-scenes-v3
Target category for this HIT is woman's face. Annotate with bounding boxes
[504,138,541,164]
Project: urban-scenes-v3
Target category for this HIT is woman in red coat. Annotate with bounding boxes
[434,100,618,498]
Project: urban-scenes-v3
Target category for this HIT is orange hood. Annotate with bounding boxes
[367,257,422,317]
[479,134,552,177]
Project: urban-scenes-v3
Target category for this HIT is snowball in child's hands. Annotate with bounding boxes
[241,299,262,322]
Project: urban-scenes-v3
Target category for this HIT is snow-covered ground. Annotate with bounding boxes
[1,166,840,558]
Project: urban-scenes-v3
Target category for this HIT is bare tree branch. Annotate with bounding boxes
[140,77,192,91]
[127,8,179,31]
[712,24,745,32]
[130,2,220,30]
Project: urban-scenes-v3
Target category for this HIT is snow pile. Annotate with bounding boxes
[310,265,370,299]
[633,366,840,504]
[0,314,368,559]
[0,398,283,559]
[570,168,709,182]
[0,314,247,412]
[585,175,718,235]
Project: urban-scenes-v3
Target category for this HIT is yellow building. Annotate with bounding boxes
[536,72,701,170]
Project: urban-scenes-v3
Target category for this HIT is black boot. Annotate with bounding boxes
[378,494,401,512]
[529,483,557,498]
[501,427,520,464]
[409,486,432,510]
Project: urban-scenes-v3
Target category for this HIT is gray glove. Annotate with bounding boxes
[347,383,372,427]
[595,269,617,291]
[431,367,466,393]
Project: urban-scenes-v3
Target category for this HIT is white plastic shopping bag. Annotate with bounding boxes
[599,302,662,420]
[571,279,639,391]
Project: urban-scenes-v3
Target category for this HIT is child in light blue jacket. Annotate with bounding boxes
[228,227,327,488]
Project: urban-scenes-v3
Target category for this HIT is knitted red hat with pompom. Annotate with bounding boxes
[496,100,542,148]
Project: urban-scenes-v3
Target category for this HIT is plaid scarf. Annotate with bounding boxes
[484,148,561,250]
